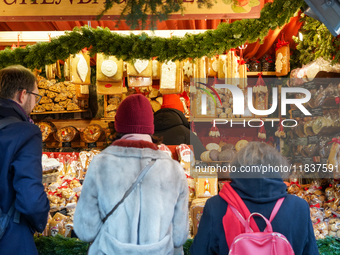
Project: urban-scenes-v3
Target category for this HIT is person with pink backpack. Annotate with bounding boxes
[190,142,318,255]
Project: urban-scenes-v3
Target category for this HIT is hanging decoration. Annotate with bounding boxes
[253,72,268,117]
[0,0,305,70]
[258,119,266,141]
[275,118,286,138]
[238,44,248,89]
[275,33,290,76]
[209,122,220,138]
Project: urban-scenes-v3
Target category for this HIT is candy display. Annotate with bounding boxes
[46,175,81,214]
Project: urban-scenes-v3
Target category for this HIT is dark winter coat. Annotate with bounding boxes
[154,108,206,159]
[0,98,50,255]
[190,169,319,255]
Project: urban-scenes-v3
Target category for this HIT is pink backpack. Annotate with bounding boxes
[228,198,295,255]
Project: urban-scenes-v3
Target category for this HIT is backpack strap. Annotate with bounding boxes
[228,205,254,232]
[229,197,285,232]
[246,212,273,233]
[228,205,246,228]
[102,159,156,224]
[269,197,285,222]
[7,201,16,218]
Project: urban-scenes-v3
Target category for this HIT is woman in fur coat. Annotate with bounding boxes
[74,94,189,255]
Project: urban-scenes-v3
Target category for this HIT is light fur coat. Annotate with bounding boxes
[73,139,189,255]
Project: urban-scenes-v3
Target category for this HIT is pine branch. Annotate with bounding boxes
[0,0,306,70]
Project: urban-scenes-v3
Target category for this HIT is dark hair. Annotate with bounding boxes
[0,65,37,99]
[114,133,163,145]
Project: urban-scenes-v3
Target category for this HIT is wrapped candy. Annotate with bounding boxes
[158,144,172,158]
[64,222,74,238]
[176,144,195,174]
[328,219,340,238]
[313,221,328,239]
[306,181,325,209]
[57,155,66,175]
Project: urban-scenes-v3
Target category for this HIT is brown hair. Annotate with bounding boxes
[0,65,37,100]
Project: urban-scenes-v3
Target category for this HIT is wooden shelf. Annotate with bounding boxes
[31,109,88,115]
[247,72,276,76]
[43,141,108,149]
[34,118,112,129]
[101,117,115,121]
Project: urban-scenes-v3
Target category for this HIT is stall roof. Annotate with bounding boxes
[0,0,302,60]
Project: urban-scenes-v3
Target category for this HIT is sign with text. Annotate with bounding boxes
[0,0,263,21]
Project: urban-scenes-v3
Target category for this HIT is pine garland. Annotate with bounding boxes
[292,15,339,69]
[98,0,214,30]
[34,235,89,255]
[317,237,340,255]
[0,0,305,70]
[33,236,340,254]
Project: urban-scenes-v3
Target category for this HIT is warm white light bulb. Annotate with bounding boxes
[298,32,303,41]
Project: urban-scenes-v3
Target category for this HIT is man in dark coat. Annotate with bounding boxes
[0,65,50,255]
[154,94,206,160]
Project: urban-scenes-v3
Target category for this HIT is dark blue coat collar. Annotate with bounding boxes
[0,97,29,122]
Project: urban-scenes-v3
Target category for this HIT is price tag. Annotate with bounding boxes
[288,139,296,146]
[294,155,304,162]
[301,157,314,165]
[62,142,72,147]
[321,158,328,164]
[295,137,308,146]
[88,142,97,148]
[310,107,323,117]
[303,81,317,90]
[308,136,319,144]
[292,110,301,118]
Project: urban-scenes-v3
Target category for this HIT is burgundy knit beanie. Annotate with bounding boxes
[115,94,154,134]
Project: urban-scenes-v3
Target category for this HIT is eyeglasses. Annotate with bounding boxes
[19,88,42,104]
[27,91,42,104]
